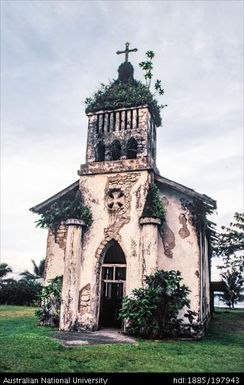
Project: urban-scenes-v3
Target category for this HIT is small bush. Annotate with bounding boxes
[119,270,197,338]
[36,276,62,326]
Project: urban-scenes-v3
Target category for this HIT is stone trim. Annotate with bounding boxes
[66,219,86,226]
[79,158,157,176]
[139,217,161,225]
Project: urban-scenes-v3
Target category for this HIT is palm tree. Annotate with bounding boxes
[20,259,45,281]
[0,263,12,279]
[221,269,244,309]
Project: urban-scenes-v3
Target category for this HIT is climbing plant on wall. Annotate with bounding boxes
[34,198,92,232]
[141,183,166,223]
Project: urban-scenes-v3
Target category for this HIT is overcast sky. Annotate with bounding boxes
[1,0,243,279]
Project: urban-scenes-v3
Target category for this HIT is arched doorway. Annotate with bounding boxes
[99,240,126,328]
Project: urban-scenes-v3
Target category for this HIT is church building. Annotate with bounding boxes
[31,44,216,336]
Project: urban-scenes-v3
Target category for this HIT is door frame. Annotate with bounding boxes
[99,263,126,328]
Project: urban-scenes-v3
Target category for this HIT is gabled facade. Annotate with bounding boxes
[31,54,216,336]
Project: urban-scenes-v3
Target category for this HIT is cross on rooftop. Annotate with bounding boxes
[116,42,138,62]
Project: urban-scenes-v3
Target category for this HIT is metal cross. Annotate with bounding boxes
[116,42,138,62]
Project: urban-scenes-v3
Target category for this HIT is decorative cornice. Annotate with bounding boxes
[139,217,161,225]
[66,219,86,226]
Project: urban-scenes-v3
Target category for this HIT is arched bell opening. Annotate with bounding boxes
[96,141,105,162]
[126,137,138,159]
[111,140,122,161]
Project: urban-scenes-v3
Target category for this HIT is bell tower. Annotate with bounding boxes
[78,43,160,176]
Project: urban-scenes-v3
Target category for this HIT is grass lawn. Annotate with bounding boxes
[0,305,243,373]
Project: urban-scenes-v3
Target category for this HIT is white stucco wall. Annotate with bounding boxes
[44,228,65,283]
[44,171,210,331]
[156,186,201,316]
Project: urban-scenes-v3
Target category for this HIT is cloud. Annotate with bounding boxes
[1,1,243,275]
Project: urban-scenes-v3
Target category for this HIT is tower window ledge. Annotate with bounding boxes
[86,104,149,116]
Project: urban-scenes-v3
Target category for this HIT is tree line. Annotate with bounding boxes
[0,259,45,305]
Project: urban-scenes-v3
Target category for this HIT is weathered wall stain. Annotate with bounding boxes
[162,196,169,207]
[55,222,67,250]
[131,239,137,258]
[44,224,66,282]
[159,196,175,258]
[161,222,176,258]
[178,213,190,239]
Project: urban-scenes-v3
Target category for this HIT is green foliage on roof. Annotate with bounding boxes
[85,79,162,127]
[35,198,92,232]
